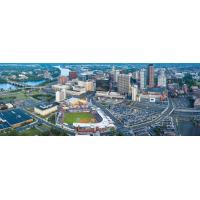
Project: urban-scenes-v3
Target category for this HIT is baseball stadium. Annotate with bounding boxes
[57,98,115,135]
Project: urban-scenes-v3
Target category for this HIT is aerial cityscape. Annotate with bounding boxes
[0,63,199,136]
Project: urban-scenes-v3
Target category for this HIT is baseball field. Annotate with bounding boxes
[64,112,96,124]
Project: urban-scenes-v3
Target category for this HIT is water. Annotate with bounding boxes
[23,80,45,86]
[54,65,70,76]
[0,80,46,91]
[0,83,18,91]
[178,120,200,136]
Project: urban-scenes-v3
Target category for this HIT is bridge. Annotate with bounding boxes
[7,80,44,89]
[172,108,200,118]
[7,81,28,87]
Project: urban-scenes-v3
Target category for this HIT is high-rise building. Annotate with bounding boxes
[157,69,167,87]
[139,68,147,90]
[113,70,120,82]
[131,85,138,101]
[58,76,68,85]
[69,71,77,80]
[148,64,154,88]
[117,74,131,95]
[111,66,121,83]
[55,89,66,102]
[132,71,139,81]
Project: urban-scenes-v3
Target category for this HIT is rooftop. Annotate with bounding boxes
[36,102,59,110]
[146,87,166,93]
[0,108,33,129]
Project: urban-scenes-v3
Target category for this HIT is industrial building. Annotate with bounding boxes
[0,108,33,130]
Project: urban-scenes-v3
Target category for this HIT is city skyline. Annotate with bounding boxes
[0,63,200,136]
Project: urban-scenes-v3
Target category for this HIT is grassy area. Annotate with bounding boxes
[0,91,30,101]
[0,90,43,103]
[0,126,69,136]
[19,127,69,136]
[15,92,28,100]
[64,112,96,124]
[19,128,42,136]
[32,94,54,101]
[0,96,16,102]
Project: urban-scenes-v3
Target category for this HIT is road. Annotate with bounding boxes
[92,96,175,133]
[174,108,200,113]
[22,108,75,135]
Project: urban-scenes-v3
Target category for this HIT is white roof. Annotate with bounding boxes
[73,108,114,129]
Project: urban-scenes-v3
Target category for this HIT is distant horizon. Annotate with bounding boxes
[0,63,200,68]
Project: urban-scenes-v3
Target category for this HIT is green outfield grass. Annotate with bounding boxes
[64,112,96,124]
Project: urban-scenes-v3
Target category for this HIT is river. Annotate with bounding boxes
[54,65,70,76]
[177,120,200,136]
[0,80,46,91]
[23,80,45,86]
[0,83,18,91]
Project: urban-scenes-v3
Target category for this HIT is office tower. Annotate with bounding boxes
[111,66,121,83]
[117,74,131,95]
[139,68,147,90]
[112,66,115,74]
[58,76,68,85]
[131,85,138,101]
[132,71,139,81]
[69,71,77,80]
[157,69,167,87]
[55,89,66,102]
[114,70,120,82]
[148,64,154,88]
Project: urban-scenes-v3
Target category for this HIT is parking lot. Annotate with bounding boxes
[97,99,167,128]
[171,95,192,108]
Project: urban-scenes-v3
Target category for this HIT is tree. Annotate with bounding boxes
[183,73,196,88]
[116,132,124,136]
